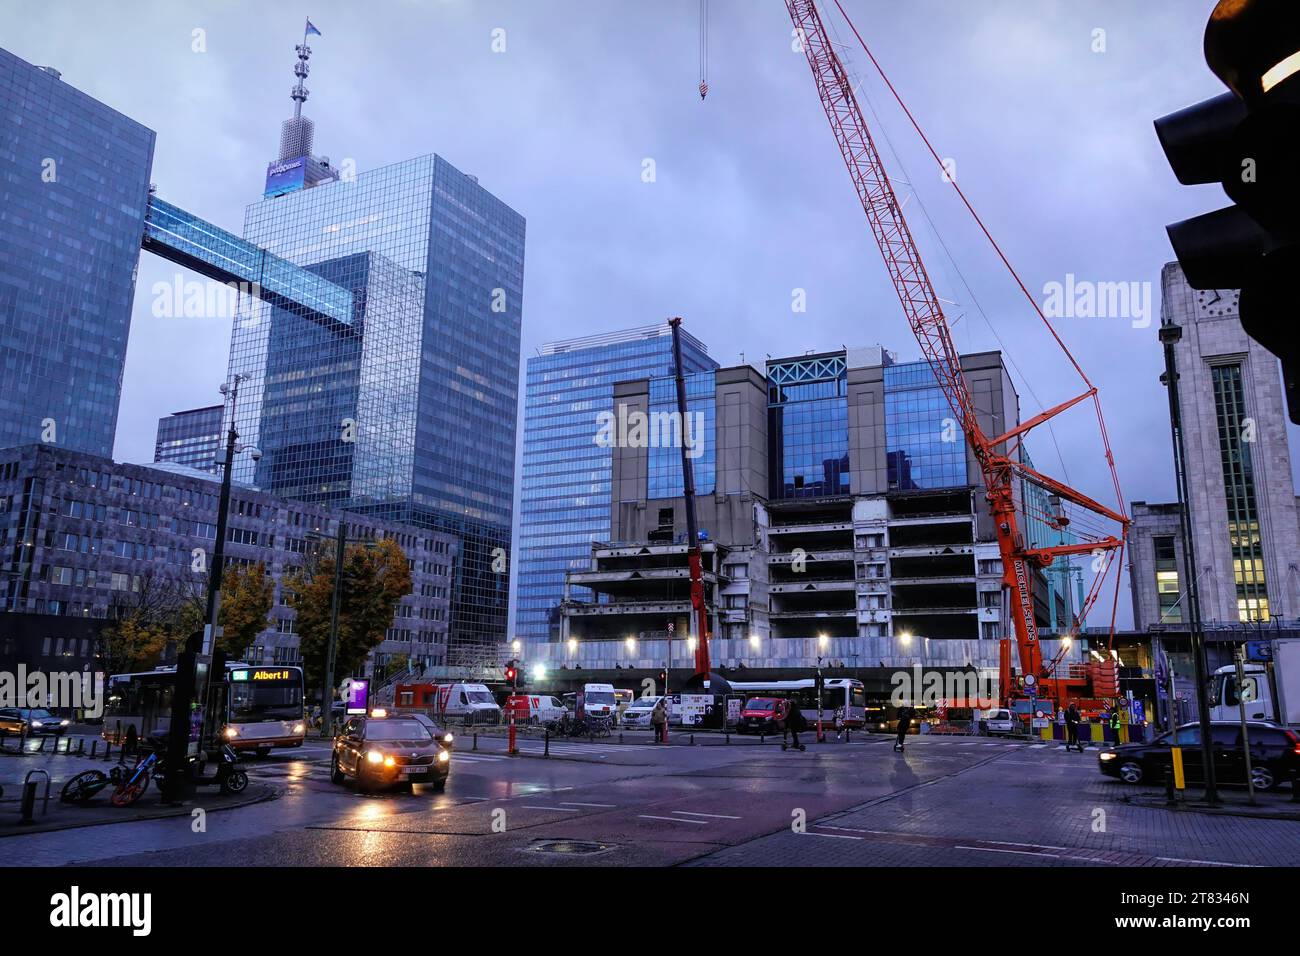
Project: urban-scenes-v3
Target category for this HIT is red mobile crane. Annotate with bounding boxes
[777,0,1129,711]
[669,317,712,679]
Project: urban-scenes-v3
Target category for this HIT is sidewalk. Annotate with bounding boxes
[0,779,276,837]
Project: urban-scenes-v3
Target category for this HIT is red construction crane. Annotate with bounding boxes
[780,0,1129,710]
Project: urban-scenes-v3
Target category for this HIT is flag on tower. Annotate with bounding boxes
[306,19,322,37]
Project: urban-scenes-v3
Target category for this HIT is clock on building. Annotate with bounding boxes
[1195,289,1240,317]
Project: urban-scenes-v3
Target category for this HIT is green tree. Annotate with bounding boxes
[101,571,197,672]
[287,538,414,693]
[216,561,274,659]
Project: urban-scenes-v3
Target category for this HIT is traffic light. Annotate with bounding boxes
[657,669,667,686]
[504,660,518,689]
[1155,0,1300,422]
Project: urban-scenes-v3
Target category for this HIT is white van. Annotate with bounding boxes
[579,683,618,720]
[430,683,502,726]
[621,695,664,728]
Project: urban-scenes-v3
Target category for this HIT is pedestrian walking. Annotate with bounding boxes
[780,699,807,751]
[833,705,846,740]
[1065,701,1082,752]
[894,703,914,752]
[651,697,668,744]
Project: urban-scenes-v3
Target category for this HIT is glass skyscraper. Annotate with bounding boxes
[0,48,156,457]
[227,153,526,649]
[154,405,223,472]
[517,326,715,642]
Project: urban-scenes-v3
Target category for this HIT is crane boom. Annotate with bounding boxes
[783,0,1126,698]
[670,317,712,678]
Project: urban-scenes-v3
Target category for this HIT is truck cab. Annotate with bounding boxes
[1209,665,1273,722]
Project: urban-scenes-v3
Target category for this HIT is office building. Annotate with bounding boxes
[516,325,716,643]
[154,405,223,473]
[1128,263,1300,629]
[224,43,526,654]
[0,48,156,457]
[549,345,1079,679]
[0,443,456,673]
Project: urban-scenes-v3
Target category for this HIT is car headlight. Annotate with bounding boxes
[1099,752,1117,761]
[443,733,454,744]
[292,723,305,734]
[437,750,450,763]
[366,750,384,765]
[224,726,238,738]
[31,721,43,727]
[60,720,70,726]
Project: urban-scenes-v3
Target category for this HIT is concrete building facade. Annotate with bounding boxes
[544,346,1079,680]
[0,444,457,675]
[1128,264,1300,630]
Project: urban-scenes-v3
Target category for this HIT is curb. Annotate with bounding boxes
[0,784,278,838]
[1123,793,1300,822]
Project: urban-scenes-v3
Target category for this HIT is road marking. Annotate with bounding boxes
[561,802,617,808]
[807,830,864,840]
[638,814,709,825]
[956,845,1079,861]
[672,811,741,820]
[520,805,581,812]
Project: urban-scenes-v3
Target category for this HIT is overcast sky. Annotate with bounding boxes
[5,0,1298,630]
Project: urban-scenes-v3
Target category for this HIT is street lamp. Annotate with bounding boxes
[567,638,577,654]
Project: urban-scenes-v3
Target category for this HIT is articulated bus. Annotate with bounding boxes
[727,678,867,728]
[103,663,306,755]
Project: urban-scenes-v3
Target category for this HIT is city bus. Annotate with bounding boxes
[102,663,306,755]
[727,678,867,729]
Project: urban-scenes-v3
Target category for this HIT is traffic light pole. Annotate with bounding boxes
[1160,319,1219,804]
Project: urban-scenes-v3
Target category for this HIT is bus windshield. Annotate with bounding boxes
[230,682,303,723]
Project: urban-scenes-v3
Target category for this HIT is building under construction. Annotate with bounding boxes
[545,345,1078,683]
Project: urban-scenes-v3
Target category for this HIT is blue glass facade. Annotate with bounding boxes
[884,360,967,490]
[647,371,717,500]
[517,327,715,642]
[227,153,525,647]
[0,49,155,457]
[768,355,850,499]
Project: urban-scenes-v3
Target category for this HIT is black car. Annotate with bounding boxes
[331,713,450,792]
[1098,720,1300,791]
[400,711,456,751]
[0,708,69,737]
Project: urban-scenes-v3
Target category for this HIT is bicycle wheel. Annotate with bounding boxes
[111,769,150,807]
[61,769,107,804]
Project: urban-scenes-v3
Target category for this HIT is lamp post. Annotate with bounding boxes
[162,375,259,803]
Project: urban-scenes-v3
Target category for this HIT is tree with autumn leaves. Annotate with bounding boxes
[285,538,413,693]
[101,562,274,672]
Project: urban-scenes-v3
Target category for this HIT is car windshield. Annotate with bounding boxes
[23,709,57,719]
[466,691,495,704]
[747,700,776,711]
[587,692,615,705]
[366,721,433,741]
[630,699,656,709]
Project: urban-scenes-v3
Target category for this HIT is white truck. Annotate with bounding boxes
[1207,638,1300,727]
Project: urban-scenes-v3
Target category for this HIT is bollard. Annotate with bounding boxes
[760,734,765,745]
[19,781,37,824]
[77,737,84,755]
[725,733,730,745]
[473,733,478,752]
[1164,765,1177,807]
[90,739,98,758]
[35,734,45,753]
[690,734,695,746]
[544,730,550,758]
[619,733,623,744]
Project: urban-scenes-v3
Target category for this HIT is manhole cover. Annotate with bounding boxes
[526,839,617,856]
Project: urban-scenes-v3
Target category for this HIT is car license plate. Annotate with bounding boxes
[401,766,425,776]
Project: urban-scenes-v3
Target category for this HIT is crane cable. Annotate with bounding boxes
[699,0,709,100]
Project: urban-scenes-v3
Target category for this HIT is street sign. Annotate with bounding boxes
[1130,700,1145,725]
[1246,640,1274,662]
